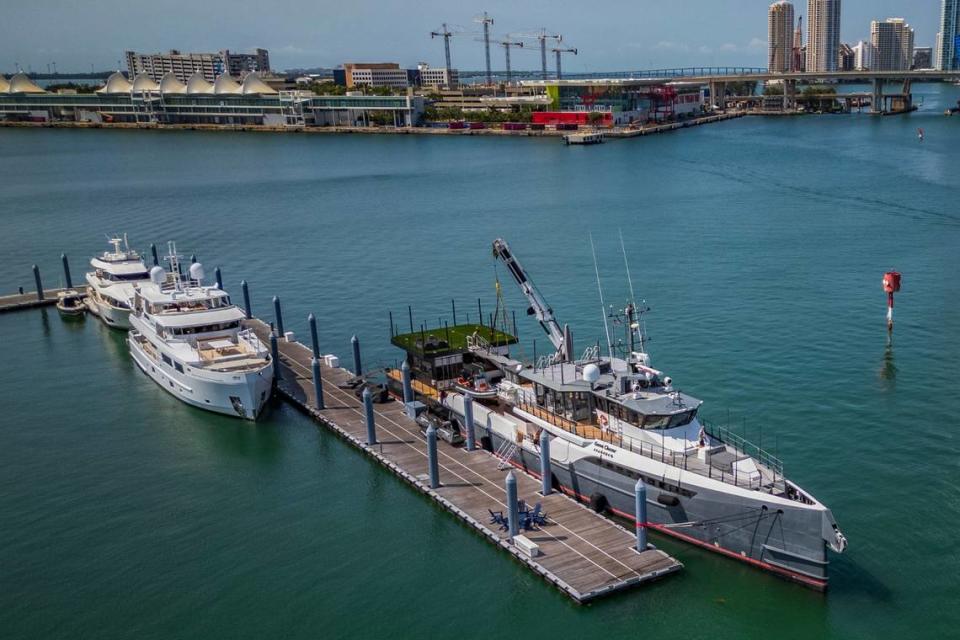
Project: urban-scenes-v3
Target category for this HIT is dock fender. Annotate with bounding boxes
[589,493,609,514]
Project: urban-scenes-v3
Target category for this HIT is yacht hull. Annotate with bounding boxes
[470,413,833,590]
[129,335,273,420]
[85,287,132,330]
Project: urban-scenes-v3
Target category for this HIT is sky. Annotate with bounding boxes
[1,0,944,74]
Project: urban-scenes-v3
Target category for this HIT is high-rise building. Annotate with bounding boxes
[768,2,796,72]
[838,43,855,70]
[937,0,960,70]
[870,18,915,71]
[913,47,933,69]
[852,40,875,70]
[125,49,270,83]
[807,0,842,72]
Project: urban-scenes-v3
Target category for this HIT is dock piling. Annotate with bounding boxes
[427,425,439,488]
[190,254,197,264]
[540,430,552,495]
[351,335,362,376]
[363,387,377,445]
[506,471,519,538]
[312,357,325,410]
[464,394,476,451]
[32,265,43,301]
[150,243,159,266]
[270,332,281,381]
[308,314,319,359]
[635,479,648,551]
[273,296,284,337]
[214,267,222,290]
[61,254,73,289]
[401,361,413,404]
[241,280,251,318]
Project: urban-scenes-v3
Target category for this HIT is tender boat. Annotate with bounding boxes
[85,236,151,329]
[55,290,86,318]
[387,238,847,590]
[127,243,273,420]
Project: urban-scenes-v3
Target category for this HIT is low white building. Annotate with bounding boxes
[417,64,459,89]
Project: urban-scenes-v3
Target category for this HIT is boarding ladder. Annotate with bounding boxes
[494,437,519,471]
[466,333,491,352]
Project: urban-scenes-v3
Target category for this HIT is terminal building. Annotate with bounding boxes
[125,48,271,83]
[0,72,425,127]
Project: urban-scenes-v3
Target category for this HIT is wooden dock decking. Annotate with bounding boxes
[246,318,681,603]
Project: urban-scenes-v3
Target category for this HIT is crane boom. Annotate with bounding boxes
[492,238,570,360]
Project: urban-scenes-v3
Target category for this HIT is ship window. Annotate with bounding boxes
[174,362,184,373]
[162,354,172,366]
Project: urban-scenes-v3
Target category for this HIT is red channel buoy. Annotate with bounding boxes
[883,271,902,331]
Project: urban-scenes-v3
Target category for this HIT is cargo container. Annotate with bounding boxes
[448,121,466,130]
[468,122,486,130]
[502,122,527,131]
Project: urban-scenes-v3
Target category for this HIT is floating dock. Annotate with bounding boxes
[0,289,72,314]
[245,318,681,603]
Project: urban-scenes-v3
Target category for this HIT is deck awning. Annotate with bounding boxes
[152,306,245,328]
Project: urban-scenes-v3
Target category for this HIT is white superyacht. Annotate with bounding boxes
[85,236,151,329]
[128,244,273,420]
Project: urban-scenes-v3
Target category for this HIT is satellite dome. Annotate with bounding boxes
[582,363,601,384]
[189,262,205,283]
[149,266,166,284]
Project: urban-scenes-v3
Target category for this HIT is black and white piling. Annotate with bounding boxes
[351,335,362,376]
[308,313,319,359]
[214,267,222,290]
[635,479,648,551]
[464,394,476,451]
[506,470,519,539]
[427,425,439,488]
[540,430,552,496]
[312,357,325,410]
[61,254,72,289]
[240,280,251,318]
[363,387,377,445]
[32,265,43,301]
[401,360,413,404]
[273,296,284,337]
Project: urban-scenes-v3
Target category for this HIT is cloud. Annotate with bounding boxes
[653,41,691,52]
[747,37,766,50]
[720,43,739,52]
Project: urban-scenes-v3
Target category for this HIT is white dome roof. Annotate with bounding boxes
[131,73,159,93]
[8,73,46,94]
[185,72,214,94]
[0,75,9,93]
[158,72,187,94]
[96,72,132,94]
[241,72,277,95]
[213,75,242,94]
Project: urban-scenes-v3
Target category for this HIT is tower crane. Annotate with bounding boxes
[430,23,457,71]
[499,38,524,83]
[492,238,574,362]
[474,12,495,85]
[552,47,577,79]
[516,29,562,80]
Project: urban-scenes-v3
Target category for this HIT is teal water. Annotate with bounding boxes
[2,83,960,639]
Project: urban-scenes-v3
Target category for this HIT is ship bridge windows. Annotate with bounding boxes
[534,384,591,422]
[168,320,241,336]
[642,409,698,429]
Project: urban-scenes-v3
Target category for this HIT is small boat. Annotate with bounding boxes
[56,290,86,318]
[455,371,499,399]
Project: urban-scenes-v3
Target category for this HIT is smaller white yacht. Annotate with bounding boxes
[128,244,274,420]
[85,236,151,329]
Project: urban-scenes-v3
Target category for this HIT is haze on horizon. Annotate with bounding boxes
[3,0,942,74]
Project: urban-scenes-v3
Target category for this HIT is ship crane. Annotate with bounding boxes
[492,238,574,362]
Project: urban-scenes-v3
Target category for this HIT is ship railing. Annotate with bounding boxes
[700,420,784,482]
[518,401,769,490]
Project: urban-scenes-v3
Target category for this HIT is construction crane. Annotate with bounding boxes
[491,238,573,363]
[474,12,495,85]
[499,39,524,83]
[517,29,562,80]
[552,47,577,79]
[430,23,457,71]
